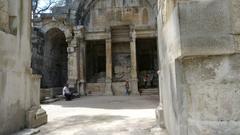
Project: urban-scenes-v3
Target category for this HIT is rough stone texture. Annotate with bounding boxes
[86,0,156,31]
[40,87,62,100]
[112,43,131,82]
[33,0,158,95]
[183,55,240,135]
[157,0,240,135]
[31,27,68,88]
[0,0,9,32]
[0,1,47,134]
[179,0,235,56]
[31,28,45,75]
[86,83,106,95]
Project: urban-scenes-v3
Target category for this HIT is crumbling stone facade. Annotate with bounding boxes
[0,0,47,134]
[156,0,240,134]
[32,0,159,96]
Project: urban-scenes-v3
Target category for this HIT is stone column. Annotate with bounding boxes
[130,27,139,95]
[78,36,86,96]
[105,38,113,95]
[67,27,81,92]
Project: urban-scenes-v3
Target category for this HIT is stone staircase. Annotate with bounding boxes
[139,88,159,95]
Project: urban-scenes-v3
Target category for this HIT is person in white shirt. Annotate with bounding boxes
[62,84,72,101]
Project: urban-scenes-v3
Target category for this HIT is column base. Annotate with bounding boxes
[26,106,48,128]
[105,82,113,96]
[130,79,139,95]
[79,80,86,96]
[156,105,165,128]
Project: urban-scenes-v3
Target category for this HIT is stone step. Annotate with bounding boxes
[140,88,159,95]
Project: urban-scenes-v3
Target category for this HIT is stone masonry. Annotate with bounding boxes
[32,0,159,96]
[156,0,240,135]
[0,0,47,134]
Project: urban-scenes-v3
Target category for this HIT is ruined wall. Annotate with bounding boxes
[41,29,68,88]
[112,42,131,82]
[0,0,45,134]
[32,28,68,88]
[86,0,156,31]
[31,28,45,75]
[157,0,240,134]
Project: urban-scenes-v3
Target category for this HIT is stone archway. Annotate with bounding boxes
[31,27,69,90]
[41,28,68,88]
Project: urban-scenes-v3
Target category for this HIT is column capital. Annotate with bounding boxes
[130,26,136,41]
[106,38,112,43]
[73,25,85,39]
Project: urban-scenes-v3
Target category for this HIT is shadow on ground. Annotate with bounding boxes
[44,95,159,110]
[40,115,128,134]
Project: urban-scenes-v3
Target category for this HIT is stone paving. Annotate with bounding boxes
[37,96,167,135]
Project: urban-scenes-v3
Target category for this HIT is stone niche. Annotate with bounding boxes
[0,0,17,34]
[0,0,9,32]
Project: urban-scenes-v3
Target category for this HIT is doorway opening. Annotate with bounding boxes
[86,40,106,83]
[136,38,158,89]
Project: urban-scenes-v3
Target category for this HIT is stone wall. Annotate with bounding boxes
[112,42,131,82]
[0,0,9,32]
[31,28,45,75]
[0,0,47,134]
[86,0,156,31]
[42,28,68,88]
[32,28,68,88]
[157,0,240,134]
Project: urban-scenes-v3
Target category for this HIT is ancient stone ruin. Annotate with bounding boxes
[32,0,159,97]
[156,0,240,134]
[1,0,240,134]
[0,0,47,134]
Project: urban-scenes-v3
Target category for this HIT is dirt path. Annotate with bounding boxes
[37,96,167,135]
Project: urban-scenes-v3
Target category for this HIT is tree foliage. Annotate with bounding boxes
[32,0,65,18]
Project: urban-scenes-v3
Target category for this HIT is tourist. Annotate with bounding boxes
[143,74,149,88]
[62,84,72,101]
[125,80,130,95]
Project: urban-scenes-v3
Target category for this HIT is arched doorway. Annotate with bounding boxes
[41,28,68,88]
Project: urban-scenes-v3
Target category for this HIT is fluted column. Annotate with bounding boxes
[105,38,113,95]
[79,36,86,96]
[67,37,78,91]
[130,27,139,95]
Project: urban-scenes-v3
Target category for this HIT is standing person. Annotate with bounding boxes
[125,80,130,95]
[143,74,149,89]
[150,71,154,88]
[62,84,72,101]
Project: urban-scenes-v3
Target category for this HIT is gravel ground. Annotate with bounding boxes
[37,96,167,135]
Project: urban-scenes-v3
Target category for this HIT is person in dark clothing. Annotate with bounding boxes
[125,80,130,95]
[143,74,149,89]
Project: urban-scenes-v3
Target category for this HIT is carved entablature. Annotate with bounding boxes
[85,0,156,31]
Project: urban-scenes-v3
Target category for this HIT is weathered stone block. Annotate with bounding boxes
[231,0,240,34]
[26,107,48,128]
[179,0,235,56]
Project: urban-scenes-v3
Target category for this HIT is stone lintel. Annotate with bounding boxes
[85,32,110,41]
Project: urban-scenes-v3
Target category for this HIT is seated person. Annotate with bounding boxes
[62,84,72,101]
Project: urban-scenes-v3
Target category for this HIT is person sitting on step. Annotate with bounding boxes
[62,84,72,101]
